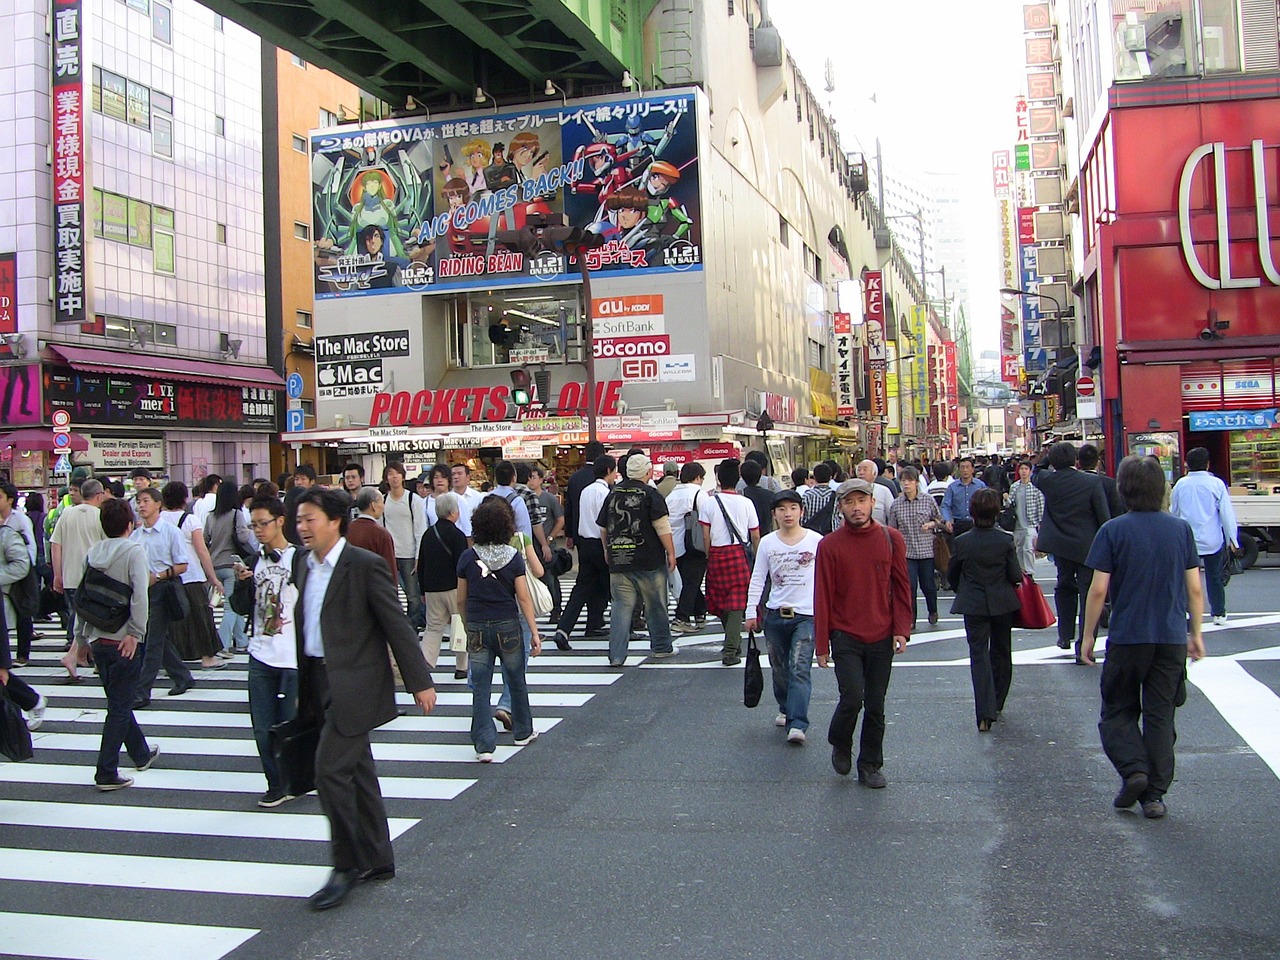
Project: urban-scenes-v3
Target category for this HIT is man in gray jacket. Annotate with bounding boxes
[78,498,156,791]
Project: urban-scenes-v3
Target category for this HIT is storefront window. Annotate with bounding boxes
[1198,0,1240,73]
[448,287,582,369]
[1112,0,1196,80]
[1229,431,1280,485]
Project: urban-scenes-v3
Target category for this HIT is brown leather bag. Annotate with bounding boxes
[933,532,951,581]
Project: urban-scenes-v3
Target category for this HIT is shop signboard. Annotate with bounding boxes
[910,305,929,419]
[312,90,704,298]
[81,436,165,470]
[370,379,624,426]
[1188,409,1278,431]
[44,367,276,429]
[943,341,959,434]
[991,150,1011,198]
[592,295,665,338]
[833,311,855,417]
[52,0,87,324]
[315,330,410,401]
[1002,353,1020,384]
[592,335,670,359]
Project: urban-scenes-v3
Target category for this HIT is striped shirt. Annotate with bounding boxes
[887,493,942,559]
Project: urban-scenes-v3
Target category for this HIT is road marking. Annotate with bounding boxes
[21,666,621,687]
[0,763,476,799]
[0,848,328,898]
[38,708,565,736]
[1187,658,1280,779]
[40,687,595,708]
[0,799,417,842]
[0,911,258,960]
[28,732,523,764]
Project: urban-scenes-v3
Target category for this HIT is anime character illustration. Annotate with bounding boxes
[483,142,518,193]
[584,112,681,176]
[439,138,492,198]
[312,133,434,294]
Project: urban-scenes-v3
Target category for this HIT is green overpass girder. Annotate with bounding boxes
[203,0,656,108]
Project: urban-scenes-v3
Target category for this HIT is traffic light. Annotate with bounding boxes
[510,368,532,406]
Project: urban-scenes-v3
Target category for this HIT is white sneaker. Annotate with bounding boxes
[1213,615,1227,626]
[774,712,787,727]
[26,693,47,731]
[787,728,807,744]
[514,729,539,746]
[476,752,495,763]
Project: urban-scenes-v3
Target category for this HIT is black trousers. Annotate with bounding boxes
[307,658,394,873]
[1053,557,1093,644]
[674,550,707,621]
[827,633,895,771]
[137,584,193,695]
[965,612,1014,724]
[556,538,609,636]
[1099,643,1186,800]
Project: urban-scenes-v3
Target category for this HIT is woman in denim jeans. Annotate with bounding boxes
[456,498,542,762]
[493,518,545,733]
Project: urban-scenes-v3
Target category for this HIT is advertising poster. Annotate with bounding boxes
[833,312,855,418]
[312,89,703,297]
[153,231,175,273]
[128,198,152,247]
[44,368,276,430]
[102,193,128,242]
[314,329,410,401]
[0,364,41,425]
[0,253,15,339]
[909,304,929,419]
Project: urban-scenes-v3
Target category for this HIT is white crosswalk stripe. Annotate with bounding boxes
[0,583,623,959]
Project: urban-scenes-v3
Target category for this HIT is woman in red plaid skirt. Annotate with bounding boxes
[698,460,760,665]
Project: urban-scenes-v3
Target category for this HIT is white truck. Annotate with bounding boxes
[1231,494,1280,568]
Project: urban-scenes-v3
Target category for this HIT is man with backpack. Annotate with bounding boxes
[381,463,428,630]
[801,463,836,535]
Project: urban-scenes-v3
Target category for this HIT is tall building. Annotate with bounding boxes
[0,0,280,490]
[876,165,971,312]
[1052,0,1280,481]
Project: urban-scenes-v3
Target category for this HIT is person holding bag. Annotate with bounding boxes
[0,523,46,734]
[493,497,550,730]
[417,492,470,678]
[948,488,1023,732]
[698,460,761,666]
[456,498,542,762]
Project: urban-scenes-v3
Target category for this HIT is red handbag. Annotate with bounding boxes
[1014,572,1056,630]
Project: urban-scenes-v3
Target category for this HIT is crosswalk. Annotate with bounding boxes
[0,596,650,960]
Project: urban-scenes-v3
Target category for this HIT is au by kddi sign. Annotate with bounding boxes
[1179,140,1280,289]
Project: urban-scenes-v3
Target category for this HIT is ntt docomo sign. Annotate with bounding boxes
[370,380,624,427]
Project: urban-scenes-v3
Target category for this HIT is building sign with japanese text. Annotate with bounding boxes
[833,312,855,417]
[52,0,87,324]
[312,90,704,298]
[910,305,930,420]
[44,368,277,429]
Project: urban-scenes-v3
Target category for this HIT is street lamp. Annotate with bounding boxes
[1001,285,1063,315]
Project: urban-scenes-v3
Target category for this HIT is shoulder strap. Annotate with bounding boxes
[432,523,454,561]
[712,493,745,546]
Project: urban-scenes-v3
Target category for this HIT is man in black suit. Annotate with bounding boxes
[1079,444,1125,518]
[1033,442,1110,662]
[293,488,437,911]
[563,440,606,551]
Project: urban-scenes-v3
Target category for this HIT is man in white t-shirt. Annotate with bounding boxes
[745,489,823,744]
[192,474,220,525]
[381,463,428,629]
[451,463,486,514]
[698,460,760,666]
[243,497,300,808]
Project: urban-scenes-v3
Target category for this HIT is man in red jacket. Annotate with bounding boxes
[815,478,912,787]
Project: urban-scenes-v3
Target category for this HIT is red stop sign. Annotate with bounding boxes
[1076,376,1096,397]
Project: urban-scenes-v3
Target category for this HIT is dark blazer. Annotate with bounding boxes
[563,464,596,545]
[948,527,1023,617]
[1098,473,1126,519]
[1032,466,1110,563]
[294,541,433,737]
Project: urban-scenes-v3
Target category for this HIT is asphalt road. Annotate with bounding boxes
[4,559,1279,960]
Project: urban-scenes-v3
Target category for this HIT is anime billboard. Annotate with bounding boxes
[310,89,703,298]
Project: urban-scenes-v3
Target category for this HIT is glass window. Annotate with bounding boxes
[215,115,225,136]
[152,90,173,114]
[127,199,152,247]
[295,310,312,328]
[1199,0,1240,73]
[154,323,177,345]
[300,398,315,417]
[449,288,581,369]
[291,52,307,68]
[216,223,227,244]
[318,108,337,128]
[291,134,307,153]
[101,70,127,121]
[126,80,150,128]
[293,221,310,240]
[125,0,150,13]
[213,12,224,30]
[153,206,175,230]
[91,188,104,237]
[152,2,171,44]
[779,215,790,248]
[91,66,102,112]
[104,316,132,341]
[102,192,129,242]
[154,231,175,273]
[153,114,173,158]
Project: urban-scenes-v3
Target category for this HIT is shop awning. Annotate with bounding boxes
[49,344,286,389]
[0,428,90,452]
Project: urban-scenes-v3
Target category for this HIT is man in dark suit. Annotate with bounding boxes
[563,440,606,552]
[293,488,437,911]
[1034,442,1110,662]
[1079,444,1125,518]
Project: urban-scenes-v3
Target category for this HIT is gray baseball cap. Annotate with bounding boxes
[835,478,876,499]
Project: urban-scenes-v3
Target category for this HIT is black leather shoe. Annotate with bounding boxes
[308,869,359,911]
[857,765,888,789]
[1113,772,1149,809]
[168,679,196,697]
[831,743,853,777]
[133,696,150,710]
[357,864,395,883]
[1056,638,1071,650]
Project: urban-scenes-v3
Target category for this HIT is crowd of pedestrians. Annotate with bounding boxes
[0,440,1234,912]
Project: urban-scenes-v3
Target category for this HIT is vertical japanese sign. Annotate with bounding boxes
[0,253,15,339]
[943,341,959,436]
[910,304,929,419]
[833,312,855,418]
[863,272,886,417]
[991,150,1011,198]
[52,0,86,324]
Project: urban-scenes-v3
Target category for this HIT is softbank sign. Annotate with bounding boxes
[1179,140,1280,289]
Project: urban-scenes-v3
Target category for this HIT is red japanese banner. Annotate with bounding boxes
[943,341,959,433]
[52,0,86,324]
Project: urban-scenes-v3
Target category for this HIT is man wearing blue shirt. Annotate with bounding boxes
[130,488,192,708]
[1170,447,1239,626]
[486,460,533,540]
[941,457,987,536]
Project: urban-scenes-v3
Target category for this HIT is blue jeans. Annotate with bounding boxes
[906,557,938,618]
[247,655,299,794]
[1201,548,1226,618]
[496,616,533,714]
[764,610,815,732]
[608,567,673,664]
[397,558,424,629]
[215,565,248,650]
[467,618,532,753]
[91,640,151,782]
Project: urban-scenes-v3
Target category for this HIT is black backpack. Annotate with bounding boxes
[802,489,835,536]
[75,561,134,633]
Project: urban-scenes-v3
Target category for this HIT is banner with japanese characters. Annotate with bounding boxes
[863,271,886,417]
[833,312,855,418]
[52,0,87,324]
[311,89,704,298]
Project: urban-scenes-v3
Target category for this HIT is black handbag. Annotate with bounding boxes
[0,685,34,762]
[228,571,255,618]
[997,502,1017,532]
[743,631,764,708]
[161,578,190,621]
[1222,551,1244,585]
[270,716,320,797]
[75,562,134,633]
